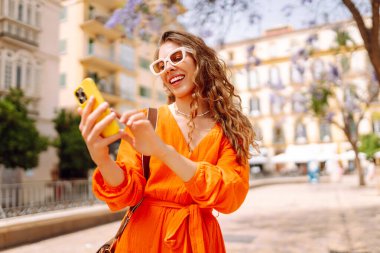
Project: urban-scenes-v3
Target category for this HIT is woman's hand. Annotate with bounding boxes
[118,110,166,157]
[78,96,123,166]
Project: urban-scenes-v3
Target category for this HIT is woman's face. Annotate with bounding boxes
[157,41,197,100]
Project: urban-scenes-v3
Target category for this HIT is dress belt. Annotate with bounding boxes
[143,197,211,253]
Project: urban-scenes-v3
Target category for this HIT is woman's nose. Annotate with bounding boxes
[165,61,175,72]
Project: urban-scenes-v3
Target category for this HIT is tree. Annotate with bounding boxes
[302,29,379,186]
[359,133,380,161]
[53,109,95,179]
[0,88,48,170]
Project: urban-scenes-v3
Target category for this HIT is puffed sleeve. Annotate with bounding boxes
[92,138,146,211]
[184,136,249,214]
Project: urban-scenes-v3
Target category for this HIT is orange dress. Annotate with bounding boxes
[93,105,249,253]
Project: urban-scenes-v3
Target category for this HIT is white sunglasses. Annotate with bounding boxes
[150,47,193,76]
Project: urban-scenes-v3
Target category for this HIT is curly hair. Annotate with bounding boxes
[155,30,258,164]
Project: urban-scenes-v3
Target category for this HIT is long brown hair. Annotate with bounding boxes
[155,30,257,164]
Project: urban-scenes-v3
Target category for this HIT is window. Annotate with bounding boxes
[290,64,304,84]
[373,119,380,135]
[249,96,260,116]
[16,65,22,88]
[273,124,285,144]
[269,66,283,89]
[292,92,307,113]
[60,6,67,21]
[9,1,15,19]
[312,59,325,80]
[18,3,23,21]
[120,44,135,71]
[248,69,260,89]
[88,38,94,55]
[294,121,307,144]
[27,4,32,24]
[88,5,95,20]
[59,73,66,88]
[5,59,13,89]
[120,74,136,100]
[139,57,150,70]
[270,93,285,114]
[320,121,331,142]
[139,86,151,98]
[59,39,67,54]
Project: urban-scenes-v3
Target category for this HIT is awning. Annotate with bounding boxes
[249,155,268,164]
[336,150,366,161]
[272,143,337,164]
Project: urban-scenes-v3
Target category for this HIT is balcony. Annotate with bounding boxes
[0,17,40,49]
[81,54,123,72]
[90,0,124,9]
[81,15,123,41]
[81,45,136,75]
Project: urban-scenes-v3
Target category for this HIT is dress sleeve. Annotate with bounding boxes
[92,138,146,211]
[184,136,249,214]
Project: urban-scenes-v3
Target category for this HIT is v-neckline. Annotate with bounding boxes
[165,104,218,155]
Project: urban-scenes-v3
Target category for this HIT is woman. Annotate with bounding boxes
[79,30,257,252]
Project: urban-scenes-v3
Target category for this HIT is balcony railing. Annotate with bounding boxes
[0,180,101,219]
[0,17,39,48]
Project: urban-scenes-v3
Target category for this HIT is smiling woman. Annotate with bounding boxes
[78,30,258,253]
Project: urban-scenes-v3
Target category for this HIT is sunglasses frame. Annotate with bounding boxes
[150,47,194,76]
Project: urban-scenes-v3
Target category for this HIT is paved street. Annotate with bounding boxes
[1,175,379,253]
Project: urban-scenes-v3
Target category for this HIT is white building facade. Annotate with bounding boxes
[218,21,380,172]
[0,0,61,181]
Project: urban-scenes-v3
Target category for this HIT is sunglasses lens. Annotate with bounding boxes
[170,50,184,64]
[153,60,165,74]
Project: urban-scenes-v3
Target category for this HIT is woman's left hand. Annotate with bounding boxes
[117,110,165,157]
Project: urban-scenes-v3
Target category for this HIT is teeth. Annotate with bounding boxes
[170,75,184,84]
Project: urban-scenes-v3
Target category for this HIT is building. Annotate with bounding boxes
[218,20,380,173]
[59,0,185,113]
[0,0,61,182]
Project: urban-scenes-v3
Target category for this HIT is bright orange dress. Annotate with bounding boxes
[93,105,249,253]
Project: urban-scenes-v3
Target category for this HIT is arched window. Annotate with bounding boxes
[270,93,285,114]
[248,69,260,90]
[290,63,304,84]
[249,96,260,116]
[311,59,325,80]
[319,121,331,142]
[18,1,24,21]
[294,120,307,144]
[269,66,283,89]
[292,92,307,113]
[3,50,14,89]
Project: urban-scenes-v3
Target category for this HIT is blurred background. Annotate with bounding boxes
[0,0,379,252]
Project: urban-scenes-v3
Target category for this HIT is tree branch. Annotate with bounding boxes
[371,0,380,52]
[342,0,371,50]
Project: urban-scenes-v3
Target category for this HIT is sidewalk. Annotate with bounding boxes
[220,174,380,253]
[1,174,379,253]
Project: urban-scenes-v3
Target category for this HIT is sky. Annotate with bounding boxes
[179,0,354,45]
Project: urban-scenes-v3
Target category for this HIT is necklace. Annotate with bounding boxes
[174,103,210,118]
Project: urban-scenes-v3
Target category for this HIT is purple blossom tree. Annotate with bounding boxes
[306,29,379,186]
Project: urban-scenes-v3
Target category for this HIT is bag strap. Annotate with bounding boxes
[142,107,158,179]
[113,107,158,239]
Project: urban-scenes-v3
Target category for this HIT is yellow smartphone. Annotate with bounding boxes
[74,78,120,137]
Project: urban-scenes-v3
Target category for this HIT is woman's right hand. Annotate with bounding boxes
[78,96,123,166]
